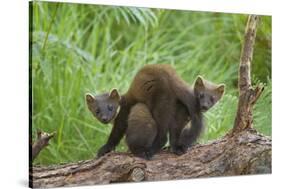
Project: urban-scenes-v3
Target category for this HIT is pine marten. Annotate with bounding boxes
[171,76,225,154]
[86,64,224,159]
[121,76,224,157]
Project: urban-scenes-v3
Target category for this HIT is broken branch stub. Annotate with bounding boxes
[32,130,55,161]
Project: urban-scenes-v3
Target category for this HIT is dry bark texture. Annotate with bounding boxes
[30,15,271,188]
[31,129,271,188]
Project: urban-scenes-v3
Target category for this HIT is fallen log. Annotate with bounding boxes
[31,129,271,188]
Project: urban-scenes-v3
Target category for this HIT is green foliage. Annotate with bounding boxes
[31,1,272,165]
[253,78,272,136]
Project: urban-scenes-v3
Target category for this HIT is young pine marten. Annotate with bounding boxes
[86,64,224,159]
[122,76,225,157]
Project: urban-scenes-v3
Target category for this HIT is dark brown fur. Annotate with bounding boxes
[86,64,208,158]
[125,76,225,155]
[126,103,157,159]
[171,76,225,154]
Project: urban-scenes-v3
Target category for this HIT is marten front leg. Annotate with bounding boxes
[97,102,130,158]
[169,118,186,155]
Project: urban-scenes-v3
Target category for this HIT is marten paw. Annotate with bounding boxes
[134,151,153,160]
[144,151,154,160]
[96,144,114,158]
[171,145,186,155]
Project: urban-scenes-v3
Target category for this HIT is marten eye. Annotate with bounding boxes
[210,96,215,103]
[95,108,100,114]
[199,93,204,99]
[107,105,113,111]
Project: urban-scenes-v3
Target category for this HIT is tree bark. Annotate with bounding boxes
[31,129,271,188]
[30,15,271,188]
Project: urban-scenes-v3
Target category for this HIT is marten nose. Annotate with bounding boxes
[101,116,108,122]
[201,105,208,111]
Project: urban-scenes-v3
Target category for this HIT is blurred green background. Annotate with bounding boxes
[30,1,272,165]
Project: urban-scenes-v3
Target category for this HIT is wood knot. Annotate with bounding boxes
[130,167,145,182]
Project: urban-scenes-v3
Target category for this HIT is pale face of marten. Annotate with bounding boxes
[194,76,225,112]
[86,89,121,124]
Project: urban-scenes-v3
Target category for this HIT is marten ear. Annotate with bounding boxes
[109,88,121,101]
[216,84,225,95]
[85,93,96,104]
[195,75,205,88]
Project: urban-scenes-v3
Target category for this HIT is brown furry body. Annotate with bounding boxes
[125,75,224,157]
[86,64,224,159]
